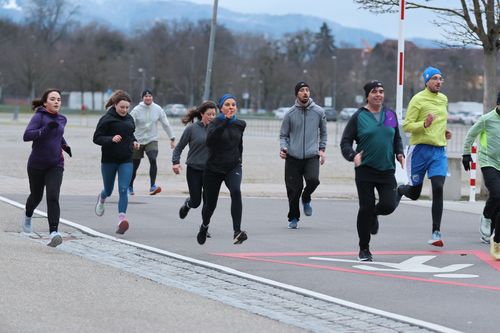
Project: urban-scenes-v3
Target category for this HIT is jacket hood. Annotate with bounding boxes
[294,98,314,109]
[106,106,128,119]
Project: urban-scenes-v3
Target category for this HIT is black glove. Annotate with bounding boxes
[62,145,72,157]
[462,154,472,171]
[47,121,58,129]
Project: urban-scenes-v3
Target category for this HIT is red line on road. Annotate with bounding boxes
[212,250,500,291]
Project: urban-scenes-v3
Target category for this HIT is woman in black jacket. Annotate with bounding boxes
[93,90,139,234]
[197,94,247,245]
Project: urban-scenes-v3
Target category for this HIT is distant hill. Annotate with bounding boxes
[0,0,440,48]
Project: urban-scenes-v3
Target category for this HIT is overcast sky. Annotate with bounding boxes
[187,0,450,41]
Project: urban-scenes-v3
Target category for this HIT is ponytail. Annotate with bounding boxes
[31,88,61,111]
[181,101,217,125]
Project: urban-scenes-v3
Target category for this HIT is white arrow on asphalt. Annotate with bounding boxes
[309,255,473,273]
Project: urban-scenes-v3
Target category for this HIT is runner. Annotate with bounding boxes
[172,101,216,219]
[197,94,247,245]
[129,89,176,195]
[22,88,71,247]
[340,80,404,261]
[93,90,139,235]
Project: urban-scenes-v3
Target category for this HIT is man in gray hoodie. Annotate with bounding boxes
[129,89,176,195]
[279,82,327,229]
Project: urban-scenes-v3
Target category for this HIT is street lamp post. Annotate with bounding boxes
[332,55,337,111]
[138,68,146,92]
[189,45,195,106]
[203,0,218,101]
[241,73,249,110]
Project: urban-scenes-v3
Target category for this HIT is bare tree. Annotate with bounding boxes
[354,0,500,113]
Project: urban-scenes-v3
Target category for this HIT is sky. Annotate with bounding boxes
[187,0,451,41]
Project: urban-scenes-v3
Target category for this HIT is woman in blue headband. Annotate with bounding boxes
[196,93,248,245]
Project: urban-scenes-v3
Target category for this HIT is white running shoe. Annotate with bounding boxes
[479,215,492,239]
[47,231,62,247]
[22,215,32,234]
[95,194,105,216]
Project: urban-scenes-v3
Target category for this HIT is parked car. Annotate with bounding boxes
[272,107,290,119]
[164,103,187,117]
[323,107,337,121]
[339,107,357,120]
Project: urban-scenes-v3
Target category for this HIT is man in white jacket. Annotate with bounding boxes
[129,89,176,195]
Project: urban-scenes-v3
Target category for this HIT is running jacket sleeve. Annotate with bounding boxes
[172,125,191,164]
[319,112,327,151]
[23,113,49,141]
[279,114,290,151]
[159,108,175,140]
[340,112,359,162]
[393,121,404,157]
[462,115,484,155]
[93,116,114,146]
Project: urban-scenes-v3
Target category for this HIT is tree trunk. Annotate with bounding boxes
[479,50,497,198]
[482,50,497,114]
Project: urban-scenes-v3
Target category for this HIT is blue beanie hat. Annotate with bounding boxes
[422,66,442,85]
[217,93,237,109]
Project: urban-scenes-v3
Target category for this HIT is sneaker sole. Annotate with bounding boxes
[358,257,373,262]
[428,239,444,247]
[47,235,62,247]
[288,225,298,229]
[233,232,248,244]
[116,220,129,234]
[149,187,162,195]
[480,236,490,244]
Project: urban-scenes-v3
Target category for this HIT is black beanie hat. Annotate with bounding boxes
[294,81,309,96]
[141,89,153,98]
[497,92,500,105]
[363,80,384,98]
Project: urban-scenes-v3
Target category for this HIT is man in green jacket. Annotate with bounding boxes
[398,66,452,247]
[462,93,500,259]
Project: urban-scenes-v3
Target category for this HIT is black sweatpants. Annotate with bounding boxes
[186,166,204,209]
[25,166,64,233]
[284,156,320,221]
[202,165,242,232]
[130,150,159,188]
[482,167,500,241]
[355,166,398,250]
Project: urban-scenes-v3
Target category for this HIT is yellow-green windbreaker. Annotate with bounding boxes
[403,88,448,146]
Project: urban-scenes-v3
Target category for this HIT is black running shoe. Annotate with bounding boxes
[358,248,373,261]
[370,215,379,235]
[179,199,190,219]
[233,231,248,244]
[395,185,404,206]
[197,224,209,245]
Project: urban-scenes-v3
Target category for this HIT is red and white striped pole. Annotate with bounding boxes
[396,0,405,121]
[469,143,477,202]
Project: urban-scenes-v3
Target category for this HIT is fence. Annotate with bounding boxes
[0,106,471,154]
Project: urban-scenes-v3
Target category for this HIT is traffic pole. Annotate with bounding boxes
[396,0,405,121]
[469,143,477,202]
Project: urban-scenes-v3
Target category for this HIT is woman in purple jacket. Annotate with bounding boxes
[22,89,71,247]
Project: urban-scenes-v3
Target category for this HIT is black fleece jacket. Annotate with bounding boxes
[93,107,137,163]
[205,116,246,173]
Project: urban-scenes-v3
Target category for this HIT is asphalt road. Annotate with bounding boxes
[6,192,498,333]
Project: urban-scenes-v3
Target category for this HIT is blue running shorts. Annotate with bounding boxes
[406,144,447,186]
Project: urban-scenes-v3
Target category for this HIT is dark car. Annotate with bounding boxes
[324,107,337,121]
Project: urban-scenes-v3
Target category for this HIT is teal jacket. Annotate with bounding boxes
[341,106,404,171]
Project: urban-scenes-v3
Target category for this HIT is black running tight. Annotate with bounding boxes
[25,166,63,233]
